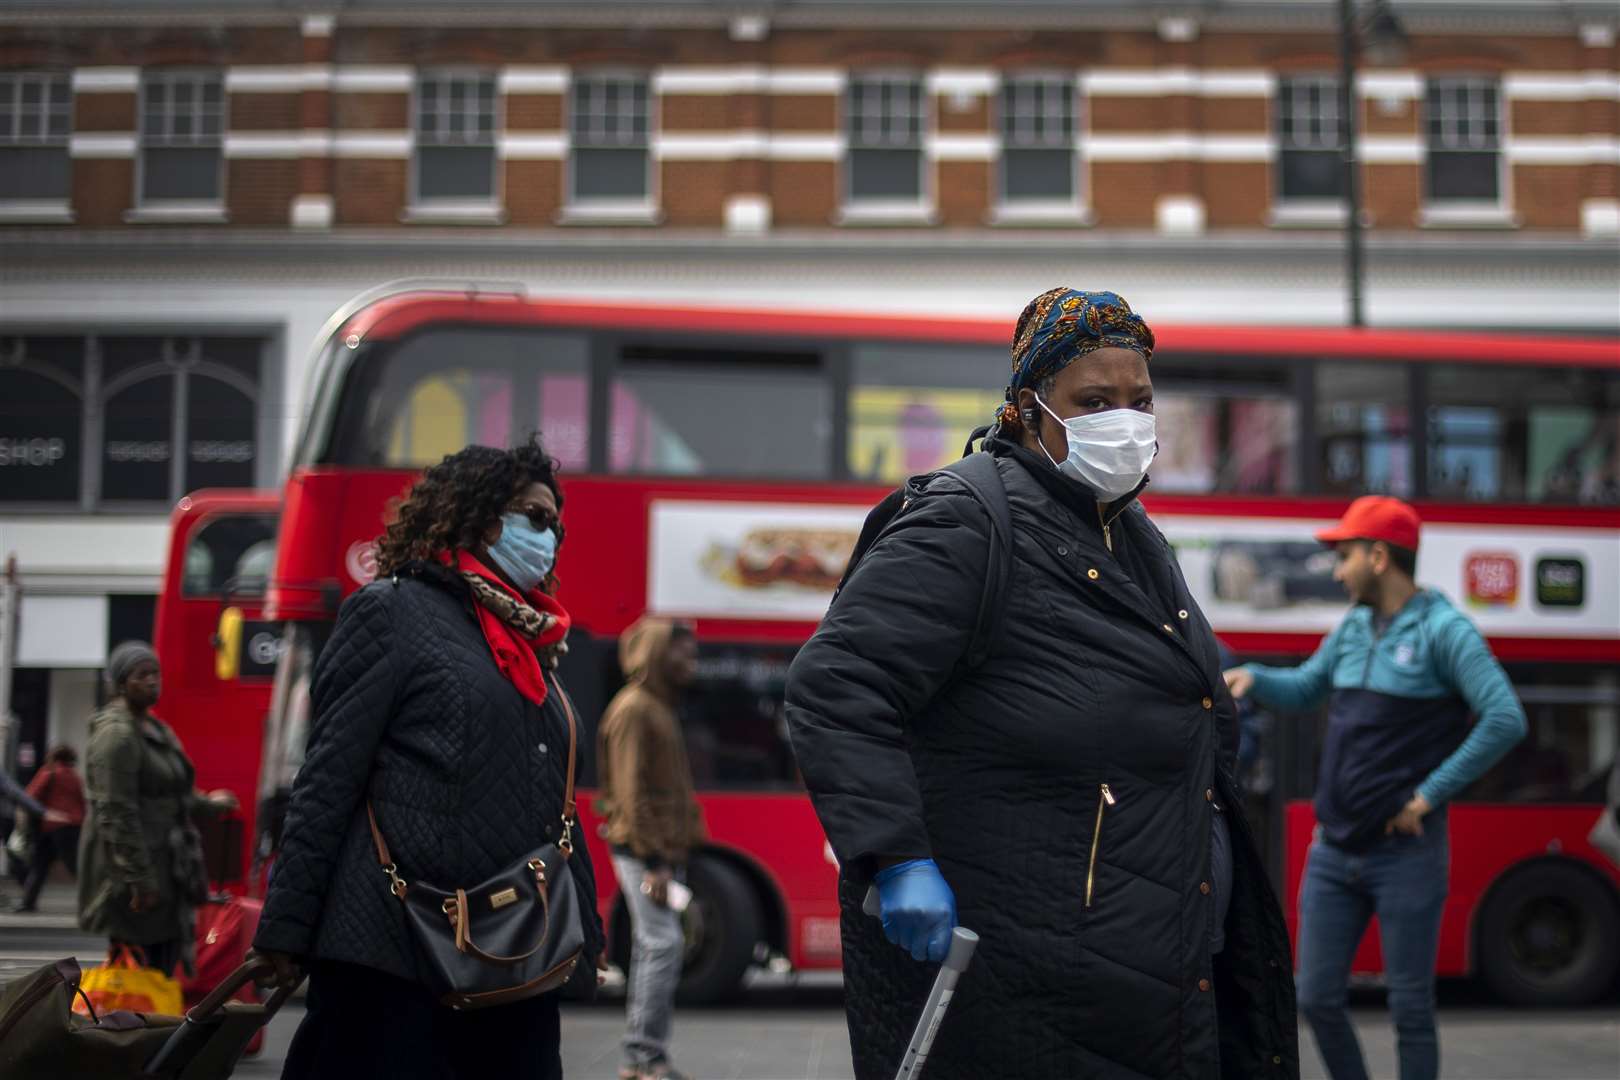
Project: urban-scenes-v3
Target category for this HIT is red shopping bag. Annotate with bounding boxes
[181,895,268,1056]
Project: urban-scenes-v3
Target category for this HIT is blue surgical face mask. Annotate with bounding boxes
[486,512,558,594]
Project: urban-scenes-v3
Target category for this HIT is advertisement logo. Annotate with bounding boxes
[1534,556,1585,609]
[1464,552,1519,608]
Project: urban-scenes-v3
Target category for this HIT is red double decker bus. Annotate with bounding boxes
[157,285,1620,1004]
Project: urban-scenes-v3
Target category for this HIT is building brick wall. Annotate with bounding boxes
[1,7,1613,237]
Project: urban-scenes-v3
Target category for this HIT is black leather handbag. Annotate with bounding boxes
[367,690,585,1010]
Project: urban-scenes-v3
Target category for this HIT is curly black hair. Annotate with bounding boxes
[375,436,562,583]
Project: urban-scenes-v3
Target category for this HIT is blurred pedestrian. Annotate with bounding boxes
[1224,496,1528,1080]
[13,745,86,912]
[2,769,46,901]
[251,438,606,1080]
[596,617,705,1080]
[78,641,237,976]
[787,288,1298,1080]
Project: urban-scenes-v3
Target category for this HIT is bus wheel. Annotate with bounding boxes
[675,855,762,1006]
[1477,861,1620,1006]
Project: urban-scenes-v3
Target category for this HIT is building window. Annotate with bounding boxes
[139,71,225,203]
[0,334,267,509]
[1425,77,1501,202]
[846,74,926,203]
[999,75,1077,203]
[569,73,650,203]
[0,71,71,202]
[414,71,498,203]
[1276,75,1343,201]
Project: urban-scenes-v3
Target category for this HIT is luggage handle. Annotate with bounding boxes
[141,959,301,1077]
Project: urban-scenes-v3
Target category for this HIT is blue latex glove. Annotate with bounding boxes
[874,858,957,963]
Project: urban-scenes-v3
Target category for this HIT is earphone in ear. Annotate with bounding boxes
[1023,409,1039,427]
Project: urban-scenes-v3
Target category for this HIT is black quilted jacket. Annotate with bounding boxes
[786,439,1298,1080]
[253,562,606,986]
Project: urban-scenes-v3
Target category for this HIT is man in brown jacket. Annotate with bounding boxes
[597,617,706,1080]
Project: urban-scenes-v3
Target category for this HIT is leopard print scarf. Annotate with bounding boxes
[460,571,556,639]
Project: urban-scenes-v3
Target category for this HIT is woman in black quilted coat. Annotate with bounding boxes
[251,438,605,1080]
[786,289,1299,1080]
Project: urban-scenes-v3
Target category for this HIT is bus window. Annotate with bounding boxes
[848,343,1004,483]
[610,345,830,478]
[1459,667,1619,803]
[333,328,590,470]
[1152,357,1300,494]
[1425,365,1620,505]
[1318,361,1413,496]
[182,515,277,597]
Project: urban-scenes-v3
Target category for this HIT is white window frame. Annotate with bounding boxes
[1420,75,1516,228]
[840,71,933,224]
[0,70,74,221]
[1270,73,1349,226]
[405,68,504,224]
[992,71,1088,225]
[561,69,657,224]
[131,69,226,221]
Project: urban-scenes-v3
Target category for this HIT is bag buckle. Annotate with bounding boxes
[559,815,575,856]
[382,861,408,898]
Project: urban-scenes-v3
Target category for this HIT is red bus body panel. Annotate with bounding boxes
[1284,800,1620,978]
[152,489,280,884]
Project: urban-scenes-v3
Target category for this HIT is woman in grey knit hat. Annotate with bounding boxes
[77,641,237,975]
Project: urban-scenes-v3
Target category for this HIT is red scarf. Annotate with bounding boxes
[442,550,571,707]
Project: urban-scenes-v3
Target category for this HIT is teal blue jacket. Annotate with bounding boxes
[1245,590,1526,837]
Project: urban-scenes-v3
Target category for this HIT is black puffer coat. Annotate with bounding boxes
[785,439,1297,1080]
[254,562,606,986]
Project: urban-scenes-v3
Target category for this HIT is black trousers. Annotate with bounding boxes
[282,960,564,1080]
[20,825,79,909]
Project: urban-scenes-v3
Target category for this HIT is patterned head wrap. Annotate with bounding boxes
[997,287,1156,428]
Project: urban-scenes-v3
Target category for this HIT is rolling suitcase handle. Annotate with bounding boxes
[863,886,980,1080]
[141,959,301,1077]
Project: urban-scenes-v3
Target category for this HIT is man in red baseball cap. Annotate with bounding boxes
[1223,495,1525,1080]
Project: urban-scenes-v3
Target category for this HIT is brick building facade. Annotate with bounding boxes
[1,1,1617,235]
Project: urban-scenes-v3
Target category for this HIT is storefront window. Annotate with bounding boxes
[1318,362,1412,496]
[0,336,83,503]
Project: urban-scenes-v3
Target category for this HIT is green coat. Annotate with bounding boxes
[77,702,203,946]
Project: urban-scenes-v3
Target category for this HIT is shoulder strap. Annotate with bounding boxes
[368,679,581,888]
[939,452,1014,670]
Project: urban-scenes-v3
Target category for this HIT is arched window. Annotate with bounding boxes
[0,337,84,503]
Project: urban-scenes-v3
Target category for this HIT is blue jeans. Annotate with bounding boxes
[612,854,685,1071]
[1296,818,1449,1080]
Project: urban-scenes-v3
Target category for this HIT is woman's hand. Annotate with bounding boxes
[246,948,304,990]
[206,788,240,812]
[595,950,609,986]
[641,867,673,907]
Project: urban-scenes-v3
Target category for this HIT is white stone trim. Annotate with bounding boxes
[330,131,412,158]
[1359,137,1425,164]
[290,193,333,229]
[69,133,137,158]
[654,132,767,160]
[1156,195,1205,235]
[1078,68,1274,97]
[0,200,74,224]
[556,200,662,226]
[1579,23,1616,48]
[724,193,771,234]
[1418,203,1520,229]
[766,134,845,160]
[1507,137,1620,165]
[836,201,940,227]
[71,68,139,93]
[927,69,999,97]
[654,67,766,95]
[499,67,569,94]
[1505,73,1620,101]
[123,202,229,224]
[500,132,570,159]
[329,66,414,93]
[223,132,304,158]
[988,201,1094,227]
[1580,198,1620,238]
[764,69,845,95]
[225,67,308,93]
[928,133,998,161]
[302,14,335,37]
[1081,133,1273,162]
[1355,71,1423,100]
[1268,202,1349,228]
[401,201,508,226]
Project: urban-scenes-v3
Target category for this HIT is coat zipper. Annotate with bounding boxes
[1084,782,1116,908]
[1097,505,1113,552]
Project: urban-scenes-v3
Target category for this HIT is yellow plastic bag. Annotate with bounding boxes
[71,946,184,1017]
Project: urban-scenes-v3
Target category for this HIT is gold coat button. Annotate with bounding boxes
[1087,568,1099,580]
[1201,697,1213,710]
[1205,788,1214,801]
[1177,609,1189,619]
[1200,881,1211,895]
[1198,978,1211,992]
[1273,1056,1283,1065]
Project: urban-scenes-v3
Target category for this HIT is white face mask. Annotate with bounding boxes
[1036,398,1158,500]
